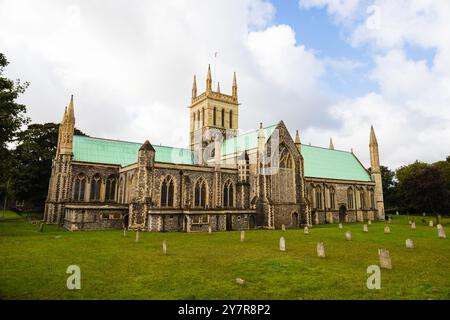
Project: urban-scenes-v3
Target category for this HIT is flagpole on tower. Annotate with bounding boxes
[214,51,218,89]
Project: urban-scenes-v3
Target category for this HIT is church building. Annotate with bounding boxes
[44,65,385,231]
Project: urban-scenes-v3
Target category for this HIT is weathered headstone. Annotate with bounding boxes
[163,240,167,255]
[408,220,412,225]
[423,212,426,217]
[279,236,286,251]
[281,224,286,231]
[240,230,245,242]
[208,225,212,234]
[338,223,343,229]
[378,249,392,269]
[39,222,44,232]
[405,239,414,249]
[135,230,140,242]
[368,220,372,225]
[384,226,391,234]
[411,222,416,230]
[396,211,399,215]
[429,220,433,227]
[123,228,126,237]
[236,278,245,285]
[363,224,369,232]
[388,216,392,223]
[304,226,309,235]
[345,231,351,241]
[317,242,326,258]
[437,224,446,239]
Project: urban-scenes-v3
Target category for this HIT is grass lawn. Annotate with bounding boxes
[0,215,449,300]
[0,210,23,220]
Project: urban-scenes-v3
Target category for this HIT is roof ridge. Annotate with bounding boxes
[301,143,352,154]
[74,135,192,152]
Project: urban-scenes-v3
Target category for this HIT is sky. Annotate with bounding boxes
[0,0,449,170]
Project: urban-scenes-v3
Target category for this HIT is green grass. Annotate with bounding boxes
[0,215,449,300]
[0,210,22,219]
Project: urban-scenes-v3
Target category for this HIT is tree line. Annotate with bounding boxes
[1,52,449,214]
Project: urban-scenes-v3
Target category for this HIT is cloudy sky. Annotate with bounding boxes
[1,0,449,169]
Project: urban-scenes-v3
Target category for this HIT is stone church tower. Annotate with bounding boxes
[189,65,239,163]
[44,95,75,223]
[369,126,385,220]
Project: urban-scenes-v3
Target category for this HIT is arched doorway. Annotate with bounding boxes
[339,205,347,223]
[292,212,299,228]
[249,215,256,229]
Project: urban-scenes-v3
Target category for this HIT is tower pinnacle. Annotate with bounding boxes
[232,72,237,98]
[192,75,197,100]
[329,137,334,150]
[206,64,212,92]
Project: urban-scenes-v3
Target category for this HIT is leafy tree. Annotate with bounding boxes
[12,123,86,208]
[368,165,398,209]
[0,53,29,206]
[432,156,450,191]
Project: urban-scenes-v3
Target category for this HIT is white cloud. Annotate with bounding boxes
[299,0,361,22]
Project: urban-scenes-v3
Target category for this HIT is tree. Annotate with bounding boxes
[432,156,450,192]
[368,165,398,209]
[12,123,87,209]
[0,53,29,207]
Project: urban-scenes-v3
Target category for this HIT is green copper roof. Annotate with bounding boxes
[301,145,372,182]
[73,135,194,166]
[72,127,372,182]
[221,125,277,156]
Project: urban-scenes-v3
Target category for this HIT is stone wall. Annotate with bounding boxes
[63,205,128,231]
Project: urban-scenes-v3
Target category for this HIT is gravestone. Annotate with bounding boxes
[408,220,412,225]
[123,228,126,237]
[236,278,245,285]
[423,212,426,217]
[338,223,343,230]
[345,231,352,241]
[304,226,309,235]
[429,221,433,227]
[135,230,140,243]
[363,224,369,232]
[208,225,212,234]
[39,222,44,232]
[281,224,286,231]
[405,239,414,249]
[378,249,392,269]
[368,220,372,225]
[437,224,446,239]
[388,216,392,223]
[317,242,326,258]
[411,222,416,230]
[396,211,399,215]
[279,236,286,251]
[163,240,167,255]
[384,226,391,234]
[240,230,245,242]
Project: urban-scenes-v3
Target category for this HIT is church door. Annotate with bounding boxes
[249,215,256,229]
[292,212,299,228]
[339,205,347,223]
[226,214,232,231]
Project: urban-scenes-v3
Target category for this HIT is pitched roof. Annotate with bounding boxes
[72,126,372,182]
[301,144,372,182]
[72,135,194,166]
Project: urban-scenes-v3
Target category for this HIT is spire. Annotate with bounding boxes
[192,75,197,100]
[206,64,212,92]
[217,81,220,93]
[329,137,334,150]
[232,72,237,98]
[295,130,302,153]
[66,94,75,122]
[370,125,378,146]
[139,140,155,152]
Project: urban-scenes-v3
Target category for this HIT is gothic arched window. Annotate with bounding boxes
[359,188,365,209]
[213,107,217,125]
[194,178,207,208]
[329,187,336,209]
[90,174,102,201]
[74,174,86,201]
[221,109,225,127]
[229,110,233,128]
[223,180,234,208]
[105,175,117,201]
[315,186,323,210]
[160,176,175,207]
[347,187,354,209]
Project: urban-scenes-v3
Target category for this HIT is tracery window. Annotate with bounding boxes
[160,176,175,207]
[194,177,207,208]
[105,175,117,201]
[90,174,102,201]
[74,174,86,201]
[223,180,234,208]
